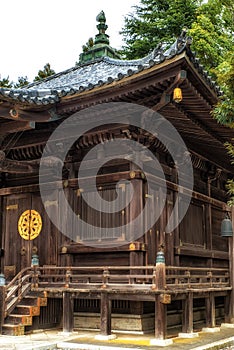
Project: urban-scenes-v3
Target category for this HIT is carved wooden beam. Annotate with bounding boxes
[0,120,35,135]
[0,106,59,122]
[0,151,38,173]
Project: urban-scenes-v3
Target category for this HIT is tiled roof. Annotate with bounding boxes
[0,32,221,107]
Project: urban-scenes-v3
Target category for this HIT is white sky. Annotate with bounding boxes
[0,0,140,83]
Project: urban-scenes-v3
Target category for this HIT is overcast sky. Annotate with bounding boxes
[0,0,140,83]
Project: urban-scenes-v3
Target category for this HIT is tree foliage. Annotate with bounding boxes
[14,76,30,88]
[189,0,234,76]
[33,63,55,82]
[0,75,13,88]
[122,0,234,205]
[121,0,233,76]
[225,142,234,206]
[121,0,200,59]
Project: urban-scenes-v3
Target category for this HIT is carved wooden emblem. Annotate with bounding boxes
[18,210,42,240]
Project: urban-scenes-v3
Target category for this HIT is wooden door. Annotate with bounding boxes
[2,193,44,276]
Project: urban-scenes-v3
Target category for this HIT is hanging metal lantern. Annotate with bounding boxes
[31,254,39,266]
[0,273,6,286]
[221,214,233,237]
[173,87,183,103]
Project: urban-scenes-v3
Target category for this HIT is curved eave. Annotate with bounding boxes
[57,52,219,112]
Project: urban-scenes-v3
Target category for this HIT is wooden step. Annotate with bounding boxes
[5,314,32,326]
[29,290,47,298]
[19,296,40,306]
[2,324,25,336]
[13,305,40,316]
[39,296,47,306]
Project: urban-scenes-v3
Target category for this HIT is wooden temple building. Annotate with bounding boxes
[0,11,233,342]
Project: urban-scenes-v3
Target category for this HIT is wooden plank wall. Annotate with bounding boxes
[0,165,229,278]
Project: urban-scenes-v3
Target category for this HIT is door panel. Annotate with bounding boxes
[2,192,57,276]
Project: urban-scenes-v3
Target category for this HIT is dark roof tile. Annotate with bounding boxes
[0,32,220,107]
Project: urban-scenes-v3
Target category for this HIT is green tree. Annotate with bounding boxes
[121,0,233,77]
[188,0,234,76]
[14,76,30,88]
[0,75,13,88]
[33,63,55,82]
[121,0,234,204]
[121,0,200,59]
[209,0,234,206]
[225,141,234,206]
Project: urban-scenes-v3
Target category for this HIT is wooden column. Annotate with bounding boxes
[100,292,111,336]
[154,250,167,339]
[63,291,74,333]
[182,292,193,333]
[128,176,143,243]
[205,292,215,328]
[155,295,167,339]
[0,286,5,334]
[205,201,213,268]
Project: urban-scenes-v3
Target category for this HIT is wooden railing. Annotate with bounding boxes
[32,265,230,291]
[0,265,230,322]
[3,267,33,318]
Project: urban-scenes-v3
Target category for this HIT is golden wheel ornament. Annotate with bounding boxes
[18,210,42,240]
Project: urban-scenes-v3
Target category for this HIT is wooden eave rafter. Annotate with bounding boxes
[160,103,232,171]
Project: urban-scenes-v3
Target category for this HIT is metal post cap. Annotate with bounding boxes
[0,273,6,286]
[156,251,165,264]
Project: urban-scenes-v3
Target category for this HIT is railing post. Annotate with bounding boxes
[207,271,213,287]
[0,279,6,334]
[150,250,173,346]
[65,269,71,288]
[18,272,24,301]
[155,250,166,290]
[32,265,39,288]
[102,269,110,289]
[186,270,191,288]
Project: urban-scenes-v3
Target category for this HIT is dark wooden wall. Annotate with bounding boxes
[0,147,229,279]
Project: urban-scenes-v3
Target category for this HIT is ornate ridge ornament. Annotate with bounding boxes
[18,209,42,240]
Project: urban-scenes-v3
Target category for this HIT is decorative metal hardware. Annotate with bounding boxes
[18,210,42,240]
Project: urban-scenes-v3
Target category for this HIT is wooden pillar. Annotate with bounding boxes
[0,286,5,334]
[63,291,74,333]
[205,201,213,268]
[155,294,167,339]
[154,249,167,339]
[205,292,215,328]
[100,292,111,336]
[182,292,193,333]
[224,291,231,323]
